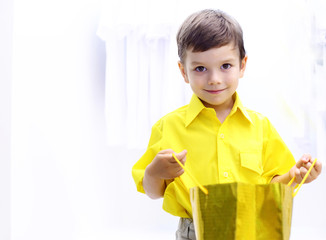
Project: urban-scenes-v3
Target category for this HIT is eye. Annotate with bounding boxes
[221,64,231,70]
[195,66,207,72]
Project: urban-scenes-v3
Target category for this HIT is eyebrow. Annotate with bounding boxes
[221,58,237,63]
[190,58,237,66]
[190,61,205,66]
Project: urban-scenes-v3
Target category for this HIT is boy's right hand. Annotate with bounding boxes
[147,149,187,180]
[143,149,187,199]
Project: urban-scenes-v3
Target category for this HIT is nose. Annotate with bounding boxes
[208,70,222,85]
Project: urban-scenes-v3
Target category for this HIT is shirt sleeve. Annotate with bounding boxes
[131,122,162,193]
[262,117,296,183]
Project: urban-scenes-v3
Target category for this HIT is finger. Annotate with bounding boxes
[314,161,322,175]
[304,162,312,170]
[308,166,319,180]
[175,150,187,164]
[166,150,179,163]
[300,166,308,179]
[176,150,187,158]
[294,168,303,183]
[159,149,174,154]
[295,155,311,169]
[158,149,175,162]
[299,165,319,183]
[301,154,312,163]
[160,149,178,164]
[306,160,322,180]
[168,159,186,178]
[295,158,304,168]
[175,167,185,177]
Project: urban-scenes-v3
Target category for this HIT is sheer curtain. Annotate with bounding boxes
[97,0,193,149]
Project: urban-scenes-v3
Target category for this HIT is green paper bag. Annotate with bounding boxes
[190,182,293,240]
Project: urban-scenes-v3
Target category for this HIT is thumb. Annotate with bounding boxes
[175,150,187,164]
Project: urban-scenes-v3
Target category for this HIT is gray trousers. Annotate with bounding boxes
[175,218,196,240]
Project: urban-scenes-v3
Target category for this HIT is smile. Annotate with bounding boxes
[205,89,225,94]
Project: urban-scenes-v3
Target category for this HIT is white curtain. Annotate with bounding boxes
[97,1,194,148]
[97,23,191,149]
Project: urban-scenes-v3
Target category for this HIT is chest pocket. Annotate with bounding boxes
[240,151,263,176]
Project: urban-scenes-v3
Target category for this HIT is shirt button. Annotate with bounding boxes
[223,172,228,178]
[220,133,224,139]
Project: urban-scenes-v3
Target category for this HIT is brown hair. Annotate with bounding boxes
[176,9,246,63]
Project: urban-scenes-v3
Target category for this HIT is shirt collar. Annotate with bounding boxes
[230,92,253,125]
[185,94,206,127]
[185,92,253,127]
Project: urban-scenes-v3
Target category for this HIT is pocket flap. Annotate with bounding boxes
[240,152,263,175]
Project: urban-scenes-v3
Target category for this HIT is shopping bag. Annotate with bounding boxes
[190,182,293,240]
[173,152,316,240]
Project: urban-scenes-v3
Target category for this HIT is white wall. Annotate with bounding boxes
[11,0,106,239]
[11,0,177,239]
[0,0,13,239]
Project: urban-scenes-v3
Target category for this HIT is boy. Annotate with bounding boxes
[132,9,322,239]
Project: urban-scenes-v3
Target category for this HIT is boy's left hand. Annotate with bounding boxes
[290,154,322,184]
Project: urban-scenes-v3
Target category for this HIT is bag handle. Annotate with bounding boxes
[172,153,208,195]
[288,158,317,197]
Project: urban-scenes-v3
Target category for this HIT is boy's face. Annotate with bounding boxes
[178,43,247,112]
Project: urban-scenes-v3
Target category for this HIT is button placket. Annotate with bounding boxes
[217,127,227,181]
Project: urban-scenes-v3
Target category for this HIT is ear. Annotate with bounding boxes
[239,55,248,78]
[178,61,189,83]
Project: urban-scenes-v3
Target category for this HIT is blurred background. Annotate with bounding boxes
[1,0,325,239]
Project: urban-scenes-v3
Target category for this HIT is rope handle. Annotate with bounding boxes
[172,153,208,195]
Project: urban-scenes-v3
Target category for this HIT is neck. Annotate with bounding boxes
[199,94,236,123]
[214,99,234,123]
[202,95,235,123]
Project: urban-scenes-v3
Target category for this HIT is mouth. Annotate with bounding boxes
[204,89,225,94]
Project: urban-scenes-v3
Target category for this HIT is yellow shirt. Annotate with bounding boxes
[132,93,295,218]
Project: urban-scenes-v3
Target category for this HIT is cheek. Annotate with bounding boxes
[227,70,241,81]
[224,74,239,87]
[189,76,206,87]
[222,75,234,84]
